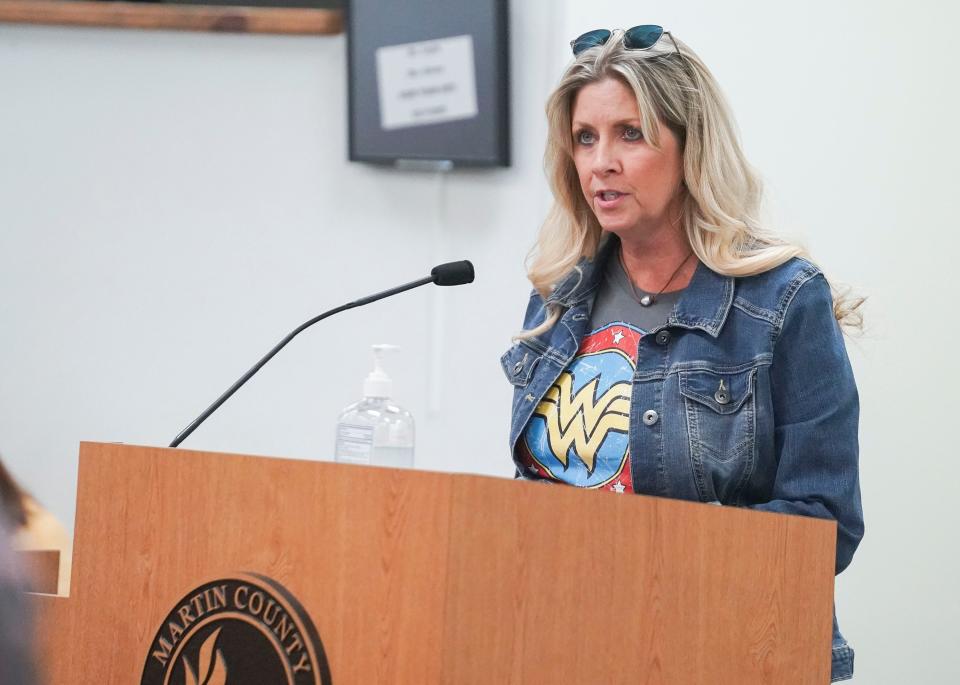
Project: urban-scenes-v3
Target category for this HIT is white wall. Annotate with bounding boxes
[0,1,561,510]
[1,1,957,681]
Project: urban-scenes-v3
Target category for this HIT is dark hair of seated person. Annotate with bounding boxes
[0,459,28,529]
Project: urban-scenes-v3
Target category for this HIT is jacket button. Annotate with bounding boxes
[642,409,659,426]
[714,379,730,405]
[513,361,524,375]
[655,330,671,345]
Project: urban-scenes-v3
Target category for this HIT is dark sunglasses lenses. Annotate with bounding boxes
[623,25,664,50]
[571,26,666,55]
[571,29,612,55]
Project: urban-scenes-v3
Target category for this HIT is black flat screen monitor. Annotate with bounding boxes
[347,0,510,167]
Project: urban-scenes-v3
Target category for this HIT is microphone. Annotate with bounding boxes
[169,260,475,448]
[431,260,474,286]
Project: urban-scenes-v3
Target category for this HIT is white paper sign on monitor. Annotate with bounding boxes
[375,34,479,131]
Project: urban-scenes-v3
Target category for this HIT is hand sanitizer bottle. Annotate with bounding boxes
[334,344,415,468]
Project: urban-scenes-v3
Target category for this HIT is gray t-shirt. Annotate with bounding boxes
[590,250,683,333]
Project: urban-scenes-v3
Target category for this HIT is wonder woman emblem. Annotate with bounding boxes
[522,323,641,489]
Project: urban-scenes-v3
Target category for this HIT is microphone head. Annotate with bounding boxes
[431,260,475,286]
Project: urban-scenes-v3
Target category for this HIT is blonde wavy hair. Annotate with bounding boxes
[522,32,863,338]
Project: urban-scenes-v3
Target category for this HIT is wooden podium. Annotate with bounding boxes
[33,442,836,684]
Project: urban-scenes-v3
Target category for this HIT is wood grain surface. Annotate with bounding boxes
[0,1,342,35]
[33,442,836,684]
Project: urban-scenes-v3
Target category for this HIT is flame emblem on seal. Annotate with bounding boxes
[182,627,228,685]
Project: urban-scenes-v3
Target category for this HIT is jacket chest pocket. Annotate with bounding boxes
[501,342,549,446]
[500,343,543,388]
[679,367,757,466]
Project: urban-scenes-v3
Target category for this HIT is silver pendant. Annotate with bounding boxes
[640,294,654,307]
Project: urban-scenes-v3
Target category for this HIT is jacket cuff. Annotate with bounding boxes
[830,642,855,682]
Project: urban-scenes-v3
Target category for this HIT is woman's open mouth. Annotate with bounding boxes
[595,190,627,209]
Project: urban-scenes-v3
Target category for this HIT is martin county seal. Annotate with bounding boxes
[141,574,332,685]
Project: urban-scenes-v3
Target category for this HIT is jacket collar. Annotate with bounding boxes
[667,260,734,338]
[545,235,735,338]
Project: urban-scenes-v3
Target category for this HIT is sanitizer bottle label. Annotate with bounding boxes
[334,424,375,464]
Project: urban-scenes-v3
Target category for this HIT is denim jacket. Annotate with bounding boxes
[500,238,863,681]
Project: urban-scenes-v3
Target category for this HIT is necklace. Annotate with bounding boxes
[619,247,694,307]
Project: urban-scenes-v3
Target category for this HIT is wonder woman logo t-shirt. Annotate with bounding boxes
[515,250,683,494]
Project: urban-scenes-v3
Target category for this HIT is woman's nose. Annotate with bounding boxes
[592,141,621,175]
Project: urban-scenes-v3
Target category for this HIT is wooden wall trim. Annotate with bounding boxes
[0,1,343,35]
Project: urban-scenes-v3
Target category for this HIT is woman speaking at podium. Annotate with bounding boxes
[500,26,863,682]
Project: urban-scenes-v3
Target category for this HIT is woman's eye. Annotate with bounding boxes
[575,130,596,145]
[623,127,643,141]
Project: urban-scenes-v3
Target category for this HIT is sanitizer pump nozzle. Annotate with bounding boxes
[364,344,398,398]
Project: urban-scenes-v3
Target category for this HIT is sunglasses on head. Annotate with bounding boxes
[570,25,681,57]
